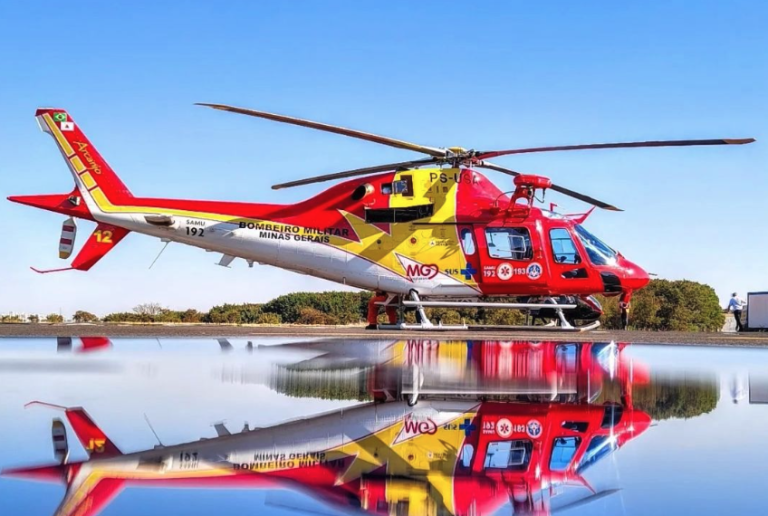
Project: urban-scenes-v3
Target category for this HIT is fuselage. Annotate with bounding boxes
[77,167,648,299]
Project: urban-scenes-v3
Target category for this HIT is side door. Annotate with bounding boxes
[474,224,549,294]
[547,227,597,293]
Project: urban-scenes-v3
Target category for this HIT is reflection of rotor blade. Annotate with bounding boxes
[217,338,234,353]
[552,488,622,514]
[196,103,448,158]
[479,161,622,211]
[478,138,756,159]
[272,157,439,190]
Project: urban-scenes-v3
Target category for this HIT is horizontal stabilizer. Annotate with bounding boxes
[31,224,129,274]
[71,224,129,271]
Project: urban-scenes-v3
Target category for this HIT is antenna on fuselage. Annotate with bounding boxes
[148,240,171,269]
[144,413,164,448]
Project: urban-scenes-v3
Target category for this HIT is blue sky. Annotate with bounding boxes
[0,1,765,315]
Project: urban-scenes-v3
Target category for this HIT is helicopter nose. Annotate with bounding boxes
[620,259,650,291]
[629,410,652,436]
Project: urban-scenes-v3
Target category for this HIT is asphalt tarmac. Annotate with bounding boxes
[0,323,766,346]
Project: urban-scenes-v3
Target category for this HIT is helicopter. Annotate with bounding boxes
[8,106,754,330]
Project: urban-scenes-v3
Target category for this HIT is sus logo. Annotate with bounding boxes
[405,263,440,280]
[526,419,542,438]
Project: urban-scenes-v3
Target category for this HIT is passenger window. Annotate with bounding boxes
[549,228,581,264]
[460,228,476,256]
[483,440,532,470]
[460,443,474,468]
[550,436,581,471]
[485,228,532,260]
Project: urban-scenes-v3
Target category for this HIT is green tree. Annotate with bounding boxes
[45,313,64,323]
[73,310,99,323]
[633,373,719,420]
[597,279,724,331]
[28,314,39,324]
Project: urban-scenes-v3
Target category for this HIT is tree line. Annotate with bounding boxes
[10,279,727,331]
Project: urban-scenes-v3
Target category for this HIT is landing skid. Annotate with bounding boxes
[375,292,601,332]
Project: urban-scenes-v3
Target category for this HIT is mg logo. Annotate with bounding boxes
[405,263,439,280]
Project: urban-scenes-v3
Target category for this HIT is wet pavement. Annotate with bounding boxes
[1,324,767,346]
[1,337,768,515]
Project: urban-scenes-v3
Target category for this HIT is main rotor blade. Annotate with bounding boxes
[478,161,621,211]
[477,138,756,160]
[196,103,448,158]
[271,157,439,190]
[549,183,622,211]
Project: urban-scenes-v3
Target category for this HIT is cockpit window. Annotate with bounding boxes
[485,228,532,260]
[574,225,617,266]
[575,435,617,473]
[549,228,581,264]
[550,437,582,471]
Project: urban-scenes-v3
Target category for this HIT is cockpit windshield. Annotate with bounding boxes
[575,435,618,473]
[574,225,617,266]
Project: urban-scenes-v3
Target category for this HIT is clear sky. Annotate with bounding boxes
[0,1,766,316]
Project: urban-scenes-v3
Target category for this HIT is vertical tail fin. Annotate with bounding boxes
[35,108,133,204]
[24,402,122,458]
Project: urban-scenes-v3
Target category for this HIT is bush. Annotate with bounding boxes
[73,310,99,323]
[45,313,64,323]
[262,292,369,324]
[204,303,263,324]
[180,309,204,323]
[254,312,281,325]
[597,279,724,331]
[103,312,150,323]
[295,307,340,325]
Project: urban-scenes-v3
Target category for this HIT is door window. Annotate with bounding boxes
[460,228,476,256]
[485,228,532,260]
[549,228,581,264]
[483,440,533,470]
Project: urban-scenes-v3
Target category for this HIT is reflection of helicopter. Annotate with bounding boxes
[5,340,650,516]
[10,108,753,329]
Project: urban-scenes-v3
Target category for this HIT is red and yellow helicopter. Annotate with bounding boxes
[8,106,754,329]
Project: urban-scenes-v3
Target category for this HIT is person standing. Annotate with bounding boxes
[728,292,746,332]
